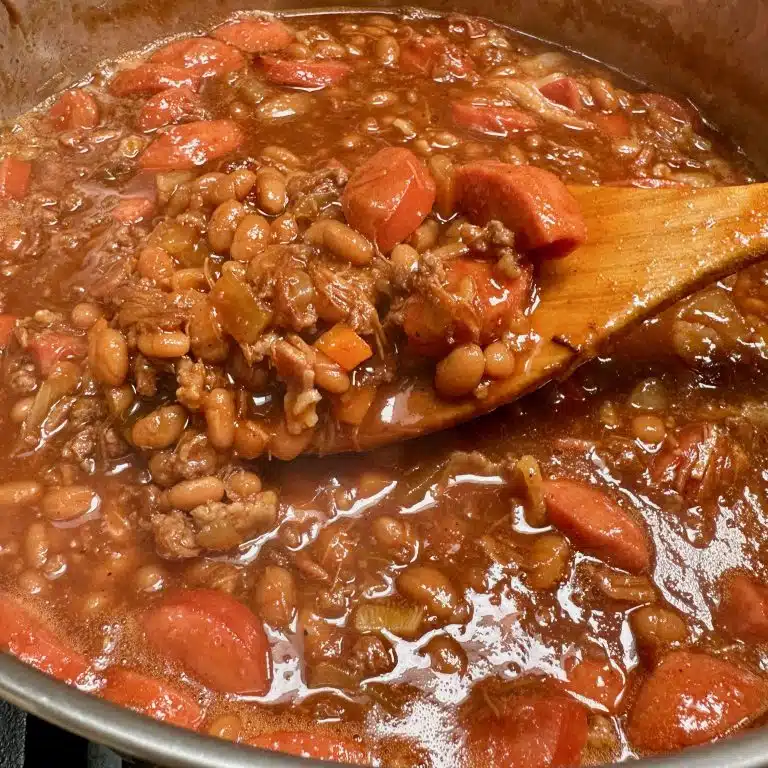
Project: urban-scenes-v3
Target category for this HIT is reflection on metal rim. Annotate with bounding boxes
[2,653,768,767]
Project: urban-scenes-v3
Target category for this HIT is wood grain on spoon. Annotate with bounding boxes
[315,182,768,454]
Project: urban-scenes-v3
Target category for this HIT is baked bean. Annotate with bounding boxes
[590,77,618,111]
[18,569,47,595]
[314,351,351,394]
[188,301,228,362]
[105,384,134,418]
[168,476,225,511]
[81,591,111,617]
[261,145,302,170]
[204,388,236,450]
[42,485,100,521]
[368,90,398,108]
[435,344,485,398]
[256,92,313,121]
[10,396,34,424]
[254,565,297,627]
[631,414,667,444]
[269,421,315,461]
[88,321,129,386]
[375,35,399,65]
[132,404,187,448]
[499,144,527,165]
[225,470,262,500]
[103,501,133,541]
[526,533,570,589]
[24,522,49,569]
[390,243,420,274]
[588,565,656,603]
[409,219,439,252]
[397,565,459,620]
[137,246,175,285]
[137,330,190,358]
[234,419,270,458]
[422,635,467,674]
[306,219,373,266]
[428,155,455,220]
[371,516,419,564]
[483,342,515,379]
[208,714,242,741]
[170,267,207,292]
[254,167,287,215]
[630,605,687,649]
[270,213,298,244]
[0,480,43,508]
[230,213,270,261]
[208,199,246,253]
[70,302,102,330]
[628,378,668,411]
[134,564,166,593]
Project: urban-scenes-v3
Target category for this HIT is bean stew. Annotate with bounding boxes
[0,8,767,767]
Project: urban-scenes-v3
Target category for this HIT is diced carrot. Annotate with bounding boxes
[561,652,625,712]
[260,56,352,89]
[455,162,586,259]
[342,147,435,252]
[628,651,767,752]
[137,86,203,131]
[143,589,272,694]
[0,157,32,200]
[315,324,372,371]
[333,382,378,426]
[469,692,588,767]
[403,259,532,357]
[150,37,245,78]
[593,112,632,138]
[213,18,293,53]
[110,64,199,96]
[640,93,693,124]
[139,120,244,171]
[399,36,474,80]
[451,101,537,137]
[112,197,155,224]
[102,668,204,729]
[27,332,87,375]
[0,593,90,684]
[539,77,583,112]
[719,571,768,640]
[249,731,371,764]
[0,314,17,349]
[542,479,651,573]
[48,89,100,131]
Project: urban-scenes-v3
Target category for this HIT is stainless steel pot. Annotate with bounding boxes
[1,1,767,766]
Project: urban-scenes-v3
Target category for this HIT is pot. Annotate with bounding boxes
[1,1,767,766]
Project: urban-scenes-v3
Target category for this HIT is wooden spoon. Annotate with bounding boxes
[315,182,768,454]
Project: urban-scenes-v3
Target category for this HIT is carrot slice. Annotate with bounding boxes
[213,18,293,53]
[150,37,245,78]
[399,36,474,80]
[0,314,16,349]
[137,86,203,131]
[110,64,199,96]
[719,570,768,640]
[0,157,32,200]
[315,324,372,371]
[628,651,767,752]
[143,589,272,694]
[48,89,100,130]
[0,593,89,684]
[469,692,588,767]
[249,731,370,764]
[539,77,583,112]
[139,120,244,171]
[102,668,204,729]
[452,102,536,137]
[455,162,586,259]
[342,147,435,252]
[112,197,155,224]
[260,56,351,89]
[542,479,651,573]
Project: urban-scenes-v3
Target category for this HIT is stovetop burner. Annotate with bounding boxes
[0,701,151,768]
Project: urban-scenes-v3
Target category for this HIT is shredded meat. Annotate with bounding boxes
[176,359,206,411]
[272,335,321,434]
[151,509,200,559]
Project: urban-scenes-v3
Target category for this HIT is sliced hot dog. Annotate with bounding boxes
[150,37,245,78]
[561,652,625,712]
[0,593,89,684]
[249,731,371,763]
[455,162,586,259]
[469,692,588,767]
[110,64,199,96]
[342,147,435,252]
[0,157,32,200]
[102,668,204,729]
[451,101,537,137]
[27,331,87,375]
[542,479,651,573]
[48,90,100,131]
[539,77,583,112]
[139,120,244,171]
[137,86,203,131]
[143,588,272,694]
[628,651,767,752]
[719,570,768,640]
[260,56,351,89]
[213,18,293,53]
[399,36,474,80]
